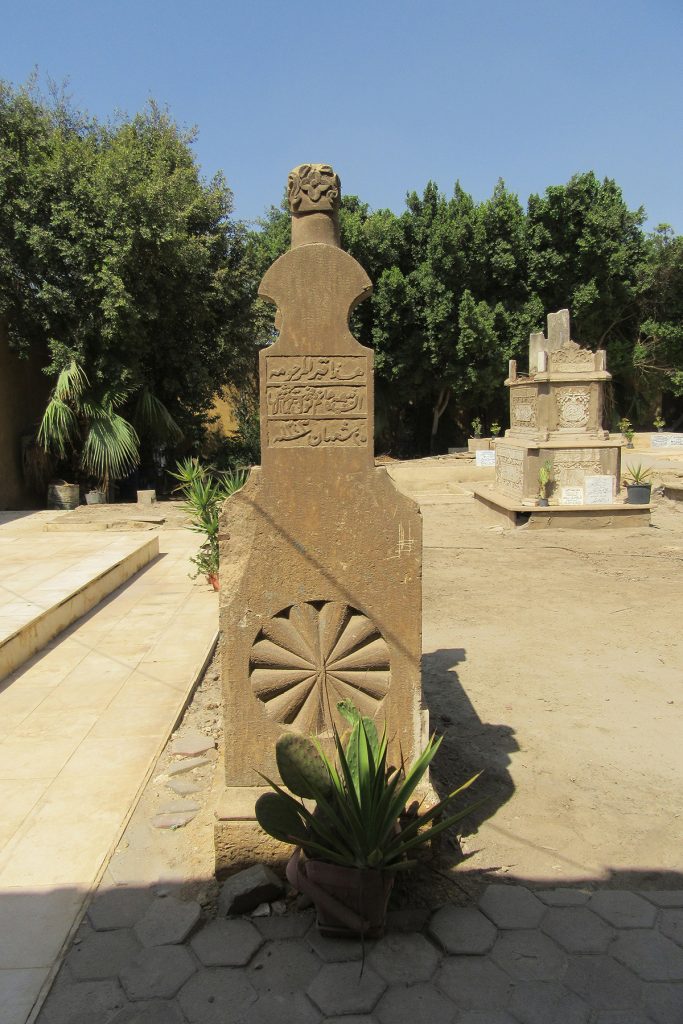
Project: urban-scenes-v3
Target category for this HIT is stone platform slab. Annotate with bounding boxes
[0,533,159,680]
[473,485,652,529]
[0,516,218,1024]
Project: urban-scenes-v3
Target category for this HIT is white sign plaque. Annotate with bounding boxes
[560,487,584,505]
[584,475,615,504]
[475,450,496,467]
[651,433,683,449]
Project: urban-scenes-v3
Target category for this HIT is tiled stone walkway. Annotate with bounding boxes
[36,884,683,1023]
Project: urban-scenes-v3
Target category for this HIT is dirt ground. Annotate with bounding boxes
[109,456,683,910]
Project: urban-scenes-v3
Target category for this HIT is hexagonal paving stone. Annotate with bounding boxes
[541,907,614,953]
[108,1002,186,1023]
[660,908,683,946]
[641,980,683,1024]
[190,918,263,967]
[375,982,456,1024]
[178,968,257,1024]
[67,926,140,981]
[367,932,440,984]
[307,963,386,1016]
[429,905,498,955]
[454,1014,518,1023]
[479,885,545,929]
[589,892,657,929]
[38,978,126,1024]
[248,939,322,994]
[491,930,567,981]
[254,910,314,940]
[564,954,644,1010]
[88,889,154,931]
[134,896,201,947]
[234,991,321,1024]
[120,946,197,1000]
[639,891,683,907]
[435,957,513,1010]
[306,928,369,963]
[536,890,590,907]
[508,981,590,1024]
[611,929,683,981]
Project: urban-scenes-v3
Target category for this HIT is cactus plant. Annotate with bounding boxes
[275,732,333,799]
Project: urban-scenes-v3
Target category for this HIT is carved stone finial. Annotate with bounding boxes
[287,163,340,214]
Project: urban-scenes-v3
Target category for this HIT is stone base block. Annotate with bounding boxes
[473,485,651,530]
[214,786,293,879]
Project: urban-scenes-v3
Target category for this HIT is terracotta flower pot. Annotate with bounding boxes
[207,573,220,591]
[286,849,393,938]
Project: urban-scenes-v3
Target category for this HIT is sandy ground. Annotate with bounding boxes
[108,457,683,910]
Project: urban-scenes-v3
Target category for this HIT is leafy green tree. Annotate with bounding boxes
[0,79,258,481]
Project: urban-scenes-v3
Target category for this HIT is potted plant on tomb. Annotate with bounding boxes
[255,701,482,939]
[490,421,501,440]
[468,417,489,453]
[653,412,665,433]
[619,417,635,449]
[169,458,248,589]
[624,463,653,505]
[537,459,553,507]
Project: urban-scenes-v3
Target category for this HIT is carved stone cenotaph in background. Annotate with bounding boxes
[492,309,622,505]
[215,164,424,872]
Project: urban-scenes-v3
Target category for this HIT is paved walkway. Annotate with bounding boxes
[0,514,217,1024]
[34,882,683,1023]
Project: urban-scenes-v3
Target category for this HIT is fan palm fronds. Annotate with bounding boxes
[133,388,183,444]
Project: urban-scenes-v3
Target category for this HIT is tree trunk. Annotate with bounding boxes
[430,386,451,453]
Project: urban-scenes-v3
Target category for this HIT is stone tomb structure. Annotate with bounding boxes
[215,164,424,871]
[474,310,650,528]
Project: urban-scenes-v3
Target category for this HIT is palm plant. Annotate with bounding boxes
[38,362,182,497]
[38,362,139,494]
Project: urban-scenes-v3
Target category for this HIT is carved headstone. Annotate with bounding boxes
[215,164,424,872]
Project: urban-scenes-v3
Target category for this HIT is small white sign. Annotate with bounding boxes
[651,433,683,449]
[475,450,496,467]
[560,487,584,505]
[584,475,615,504]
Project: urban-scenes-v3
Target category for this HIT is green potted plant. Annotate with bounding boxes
[619,417,635,449]
[467,416,489,453]
[653,412,665,433]
[170,458,248,589]
[537,459,553,507]
[624,463,653,505]
[255,702,482,938]
[490,421,501,439]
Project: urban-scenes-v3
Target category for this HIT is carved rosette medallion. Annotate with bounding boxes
[249,601,390,734]
[511,393,538,428]
[495,448,524,497]
[287,163,340,213]
[556,387,590,429]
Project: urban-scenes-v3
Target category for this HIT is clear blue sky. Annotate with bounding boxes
[3,0,681,231]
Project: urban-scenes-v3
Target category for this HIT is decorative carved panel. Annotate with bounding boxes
[250,601,390,734]
[511,393,538,428]
[550,348,594,373]
[555,387,590,429]
[495,448,525,497]
[552,449,603,488]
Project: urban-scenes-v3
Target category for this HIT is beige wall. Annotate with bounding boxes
[209,388,239,438]
[0,324,51,509]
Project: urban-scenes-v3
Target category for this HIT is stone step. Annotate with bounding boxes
[0,533,159,680]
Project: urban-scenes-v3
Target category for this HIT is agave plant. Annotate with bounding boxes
[255,701,483,871]
[169,458,248,579]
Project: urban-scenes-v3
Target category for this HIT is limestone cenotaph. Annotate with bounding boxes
[474,309,650,527]
[215,164,424,871]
